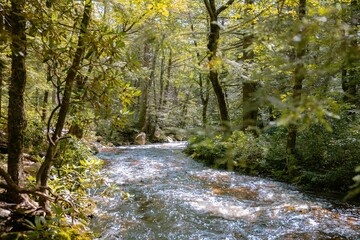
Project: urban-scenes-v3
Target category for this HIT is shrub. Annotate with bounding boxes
[21,139,111,239]
[185,133,227,166]
[296,118,360,191]
[185,130,267,173]
[221,131,267,174]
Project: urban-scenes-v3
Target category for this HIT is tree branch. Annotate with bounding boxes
[203,0,215,19]
[0,167,54,201]
[216,0,235,15]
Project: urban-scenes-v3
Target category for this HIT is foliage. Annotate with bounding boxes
[185,131,227,165]
[22,212,92,240]
[22,139,108,239]
[185,130,266,173]
[295,117,360,191]
[346,166,360,200]
[23,117,47,155]
[1,0,360,238]
[187,117,360,195]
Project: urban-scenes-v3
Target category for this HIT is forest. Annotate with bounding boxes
[0,0,359,238]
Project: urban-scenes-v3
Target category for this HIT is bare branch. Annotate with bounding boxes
[203,0,215,19]
[216,0,235,15]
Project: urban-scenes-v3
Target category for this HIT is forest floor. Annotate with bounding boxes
[0,155,41,236]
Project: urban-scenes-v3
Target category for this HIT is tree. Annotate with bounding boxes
[6,0,27,202]
[0,2,7,120]
[203,0,234,128]
[189,12,210,127]
[285,0,307,175]
[241,0,259,135]
[36,0,92,210]
[342,0,359,107]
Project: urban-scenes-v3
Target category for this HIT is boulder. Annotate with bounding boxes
[165,135,174,143]
[135,132,146,145]
[154,127,162,139]
[0,208,10,218]
[174,134,184,141]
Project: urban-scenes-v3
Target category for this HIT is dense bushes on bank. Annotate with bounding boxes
[185,118,360,199]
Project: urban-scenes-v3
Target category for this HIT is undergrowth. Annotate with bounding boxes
[185,119,360,199]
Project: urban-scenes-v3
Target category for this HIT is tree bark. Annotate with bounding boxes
[190,13,210,127]
[159,52,165,109]
[41,91,49,122]
[0,7,4,120]
[137,42,151,131]
[241,0,259,135]
[203,0,234,129]
[163,50,172,107]
[7,0,27,202]
[242,81,258,133]
[342,0,359,107]
[36,0,92,209]
[148,46,159,136]
[286,0,306,175]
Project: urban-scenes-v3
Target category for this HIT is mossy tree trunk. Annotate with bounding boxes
[241,0,259,135]
[203,0,234,130]
[7,0,27,202]
[342,0,359,107]
[0,7,4,120]
[286,0,307,175]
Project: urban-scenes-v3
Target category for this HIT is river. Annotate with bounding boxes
[90,142,360,240]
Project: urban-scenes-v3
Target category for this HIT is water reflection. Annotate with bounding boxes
[91,142,360,240]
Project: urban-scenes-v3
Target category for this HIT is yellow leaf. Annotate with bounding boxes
[146,3,153,10]
[160,7,169,17]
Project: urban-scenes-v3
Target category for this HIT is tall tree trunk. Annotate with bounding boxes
[7,0,27,202]
[41,91,49,122]
[190,13,210,127]
[242,0,258,135]
[203,0,234,129]
[286,0,306,175]
[0,66,2,119]
[137,42,151,131]
[0,7,4,120]
[148,46,159,136]
[242,81,258,133]
[342,0,359,107]
[200,75,210,127]
[36,0,92,210]
[163,50,172,107]
[208,23,229,123]
[159,52,165,109]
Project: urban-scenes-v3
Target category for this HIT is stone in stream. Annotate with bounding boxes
[135,132,146,145]
[0,208,11,218]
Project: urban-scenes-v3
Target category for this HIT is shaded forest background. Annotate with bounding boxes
[0,0,359,238]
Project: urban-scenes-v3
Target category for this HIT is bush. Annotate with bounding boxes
[295,118,360,191]
[21,139,110,239]
[95,120,138,145]
[184,133,227,166]
[186,116,360,195]
[24,118,47,155]
[346,166,360,200]
[223,131,267,173]
[185,130,266,173]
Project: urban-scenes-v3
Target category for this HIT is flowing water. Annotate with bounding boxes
[90,142,360,240]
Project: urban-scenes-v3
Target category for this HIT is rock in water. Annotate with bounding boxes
[135,132,146,145]
[0,208,11,218]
